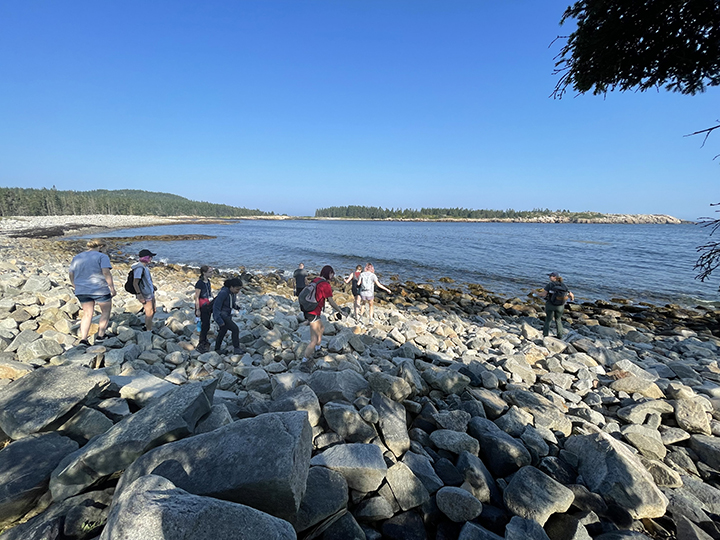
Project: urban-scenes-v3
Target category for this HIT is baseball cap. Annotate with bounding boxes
[548,272,559,278]
[139,249,157,257]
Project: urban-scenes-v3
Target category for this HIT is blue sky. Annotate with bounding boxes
[0,1,717,220]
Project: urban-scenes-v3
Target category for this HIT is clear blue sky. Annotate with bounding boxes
[0,1,717,220]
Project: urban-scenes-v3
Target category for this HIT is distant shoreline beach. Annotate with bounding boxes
[0,212,687,240]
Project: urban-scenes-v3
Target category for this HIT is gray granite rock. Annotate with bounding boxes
[0,364,109,439]
[565,432,668,519]
[116,411,311,522]
[458,522,504,540]
[401,451,444,495]
[620,424,666,460]
[436,486,482,522]
[429,429,479,456]
[675,398,712,435]
[421,365,470,394]
[688,434,720,470]
[503,466,574,526]
[309,370,369,404]
[310,443,387,492]
[100,475,296,540]
[372,391,410,457]
[323,401,377,443]
[268,384,322,427]
[0,433,78,526]
[57,405,114,443]
[50,380,216,502]
[385,462,430,511]
[467,417,531,477]
[367,372,413,402]
[110,369,175,407]
[294,466,348,532]
[504,516,551,540]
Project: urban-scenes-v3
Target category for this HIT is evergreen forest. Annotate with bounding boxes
[314,205,604,220]
[0,188,272,217]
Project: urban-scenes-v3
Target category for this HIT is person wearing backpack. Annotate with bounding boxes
[540,272,574,339]
[131,249,157,332]
[299,265,344,373]
[194,265,214,353]
[213,277,243,355]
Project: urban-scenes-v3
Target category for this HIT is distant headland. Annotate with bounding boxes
[0,187,684,227]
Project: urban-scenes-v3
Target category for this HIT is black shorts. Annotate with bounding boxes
[303,311,320,323]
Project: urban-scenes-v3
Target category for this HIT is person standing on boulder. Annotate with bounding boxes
[194,265,214,353]
[68,240,116,346]
[299,265,344,372]
[357,263,391,323]
[293,263,309,297]
[539,272,574,339]
[131,249,157,332]
[213,277,243,355]
[344,264,363,320]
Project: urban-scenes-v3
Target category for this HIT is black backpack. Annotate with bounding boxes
[298,279,324,312]
[549,283,569,306]
[124,266,139,293]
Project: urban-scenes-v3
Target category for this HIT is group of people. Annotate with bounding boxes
[69,242,243,354]
[69,240,576,361]
[193,266,243,355]
[293,262,392,372]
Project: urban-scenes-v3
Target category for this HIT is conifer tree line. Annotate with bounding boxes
[314,205,603,220]
[0,188,272,217]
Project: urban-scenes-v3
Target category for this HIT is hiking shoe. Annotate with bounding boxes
[232,347,243,355]
[196,342,210,353]
[77,339,91,347]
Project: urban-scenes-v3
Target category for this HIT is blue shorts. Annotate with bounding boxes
[76,293,112,304]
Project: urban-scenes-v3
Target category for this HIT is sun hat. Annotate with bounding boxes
[139,249,156,257]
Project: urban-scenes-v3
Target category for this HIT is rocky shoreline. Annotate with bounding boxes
[0,232,718,539]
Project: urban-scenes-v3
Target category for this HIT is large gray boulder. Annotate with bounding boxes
[308,370,369,404]
[385,462,430,511]
[100,475,296,540]
[323,401,377,443]
[50,380,216,502]
[310,443,387,492]
[294,467,348,532]
[115,411,312,522]
[565,432,668,519]
[0,364,109,439]
[110,369,175,407]
[0,433,78,526]
[503,389,572,436]
[268,384,322,426]
[467,417,531,477]
[371,391,410,457]
[503,466,574,526]
[689,434,720,470]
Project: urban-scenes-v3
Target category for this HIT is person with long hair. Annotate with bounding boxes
[344,264,363,319]
[539,272,575,339]
[194,265,214,353]
[357,262,391,323]
[299,265,344,372]
[68,239,116,345]
[213,277,243,354]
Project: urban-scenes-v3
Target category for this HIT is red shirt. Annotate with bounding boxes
[309,278,332,316]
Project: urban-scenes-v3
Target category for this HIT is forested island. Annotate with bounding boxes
[0,188,272,218]
[315,205,683,224]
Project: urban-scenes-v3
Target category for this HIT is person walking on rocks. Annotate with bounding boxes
[540,272,574,339]
[68,240,116,345]
[213,277,243,355]
[194,265,214,353]
[357,263,391,323]
[293,263,309,297]
[299,265,344,372]
[344,264,363,319]
[131,249,157,332]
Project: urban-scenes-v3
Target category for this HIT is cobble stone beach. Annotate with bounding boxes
[0,216,719,539]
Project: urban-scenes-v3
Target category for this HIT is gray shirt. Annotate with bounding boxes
[132,263,154,297]
[69,251,112,296]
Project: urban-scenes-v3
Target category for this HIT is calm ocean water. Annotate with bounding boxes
[84,220,719,308]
